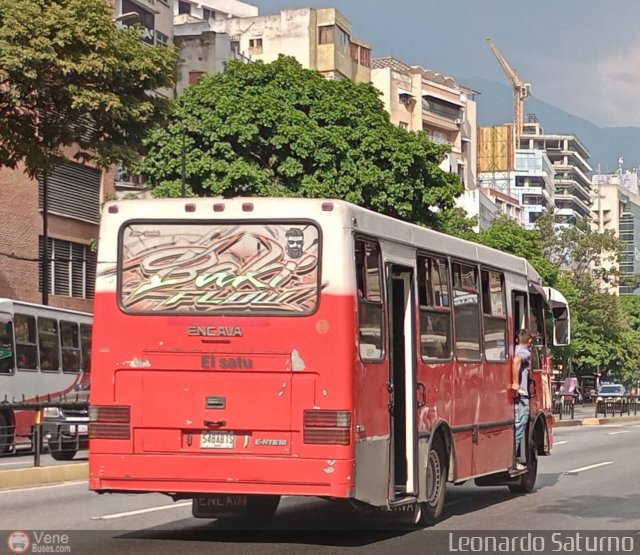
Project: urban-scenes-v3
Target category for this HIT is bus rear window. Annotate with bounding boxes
[119,222,321,315]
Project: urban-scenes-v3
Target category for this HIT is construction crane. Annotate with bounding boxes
[486,37,531,149]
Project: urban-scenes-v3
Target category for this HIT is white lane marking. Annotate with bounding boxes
[607,430,630,435]
[91,501,191,520]
[0,481,85,494]
[564,461,613,474]
[554,441,568,445]
[0,462,31,467]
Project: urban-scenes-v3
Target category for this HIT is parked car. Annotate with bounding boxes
[42,375,89,461]
[596,383,626,401]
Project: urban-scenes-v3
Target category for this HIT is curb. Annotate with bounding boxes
[0,462,87,491]
[555,415,640,427]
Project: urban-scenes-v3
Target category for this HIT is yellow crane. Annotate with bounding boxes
[486,37,531,149]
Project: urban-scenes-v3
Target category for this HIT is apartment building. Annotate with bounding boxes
[521,121,593,225]
[477,124,555,230]
[592,176,640,295]
[173,7,371,94]
[371,57,477,191]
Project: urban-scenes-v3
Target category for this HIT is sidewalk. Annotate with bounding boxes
[0,461,87,490]
[554,402,640,427]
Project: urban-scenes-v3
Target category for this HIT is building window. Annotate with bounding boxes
[249,38,263,54]
[203,8,215,21]
[38,161,101,223]
[122,0,155,45]
[178,1,191,15]
[155,31,169,46]
[359,47,370,68]
[398,122,409,130]
[318,25,349,53]
[189,70,204,85]
[318,25,334,45]
[39,237,97,300]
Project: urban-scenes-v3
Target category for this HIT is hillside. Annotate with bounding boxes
[462,77,640,174]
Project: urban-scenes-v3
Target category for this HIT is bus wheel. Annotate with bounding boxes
[419,437,447,526]
[509,440,538,494]
[0,413,13,454]
[48,441,77,461]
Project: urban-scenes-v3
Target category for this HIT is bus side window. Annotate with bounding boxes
[38,317,60,372]
[80,323,91,371]
[418,255,452,360]
[481,270,507,361]
[0,318,15,374]
[355,239,384,361]
[15,314,38,370]
[61,320,81,373]
[452,263,481,360]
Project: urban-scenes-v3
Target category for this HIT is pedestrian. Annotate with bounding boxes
[512,328,532,472]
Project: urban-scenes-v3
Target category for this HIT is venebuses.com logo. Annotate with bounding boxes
[7,531,30,554]
[6,531,71,553]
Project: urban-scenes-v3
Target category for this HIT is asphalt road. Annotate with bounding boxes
[1,422,639,554]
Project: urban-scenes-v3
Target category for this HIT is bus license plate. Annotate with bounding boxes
[200,431,235,449]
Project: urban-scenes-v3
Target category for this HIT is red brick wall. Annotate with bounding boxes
[0,157,115,313]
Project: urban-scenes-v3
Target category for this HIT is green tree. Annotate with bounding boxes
[139,56,463,229]
[0,0,177,175]
[474,215,558,285]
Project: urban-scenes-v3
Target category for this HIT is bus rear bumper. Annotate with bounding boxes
[89,454,355,498]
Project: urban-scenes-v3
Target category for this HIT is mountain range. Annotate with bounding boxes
[462,77,640,175]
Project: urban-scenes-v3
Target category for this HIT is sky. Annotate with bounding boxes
[252,0,640,129]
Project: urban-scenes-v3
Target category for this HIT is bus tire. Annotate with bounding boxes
[418,437,447,526]
[0,413,13,454]
[509,440,538,494]
[48,441,77,461]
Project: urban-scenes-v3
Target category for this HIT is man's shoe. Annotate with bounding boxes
[514,463,526,471]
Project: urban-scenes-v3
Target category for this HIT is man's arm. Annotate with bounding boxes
[512,355,522,391]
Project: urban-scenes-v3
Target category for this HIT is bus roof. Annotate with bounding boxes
[100,197,541,283]
[0,298,92,318]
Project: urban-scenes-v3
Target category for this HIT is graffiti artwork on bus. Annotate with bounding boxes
[112,223,322,313]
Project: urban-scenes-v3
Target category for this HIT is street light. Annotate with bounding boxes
[113,12,139,24]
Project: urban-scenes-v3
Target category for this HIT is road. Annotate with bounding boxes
[1,422,639,554]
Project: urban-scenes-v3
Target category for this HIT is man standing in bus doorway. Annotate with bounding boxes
[512,329,532,471]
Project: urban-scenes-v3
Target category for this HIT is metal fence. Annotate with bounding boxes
[0,397,88,466]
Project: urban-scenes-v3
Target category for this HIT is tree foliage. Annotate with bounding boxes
[140,56,463,228]
[0,0,177,176]
[476,210,639,386]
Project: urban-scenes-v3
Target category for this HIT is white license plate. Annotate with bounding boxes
[200,431,235,449]
[69,424,88,434]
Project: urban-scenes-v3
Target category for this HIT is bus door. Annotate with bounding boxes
[511,290,529,461]
[386,263,418,502]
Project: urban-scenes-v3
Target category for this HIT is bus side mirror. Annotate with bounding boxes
[552,306,570,346]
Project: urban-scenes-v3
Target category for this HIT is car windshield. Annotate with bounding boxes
[599,385,623,394]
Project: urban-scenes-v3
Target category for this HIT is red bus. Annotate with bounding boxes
[0,299,91,455]
[89,197,570,526]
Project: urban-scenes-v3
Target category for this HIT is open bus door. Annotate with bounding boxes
[386,262,418,504]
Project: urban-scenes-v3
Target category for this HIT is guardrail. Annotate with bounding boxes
[595,396,639,418]
[552,395,576,420]
[0,397,88,466]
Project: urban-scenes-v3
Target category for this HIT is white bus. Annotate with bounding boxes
[0,299,92,454]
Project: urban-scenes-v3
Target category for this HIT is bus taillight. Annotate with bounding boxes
[89,406,130,440]
[303,410,351,445]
